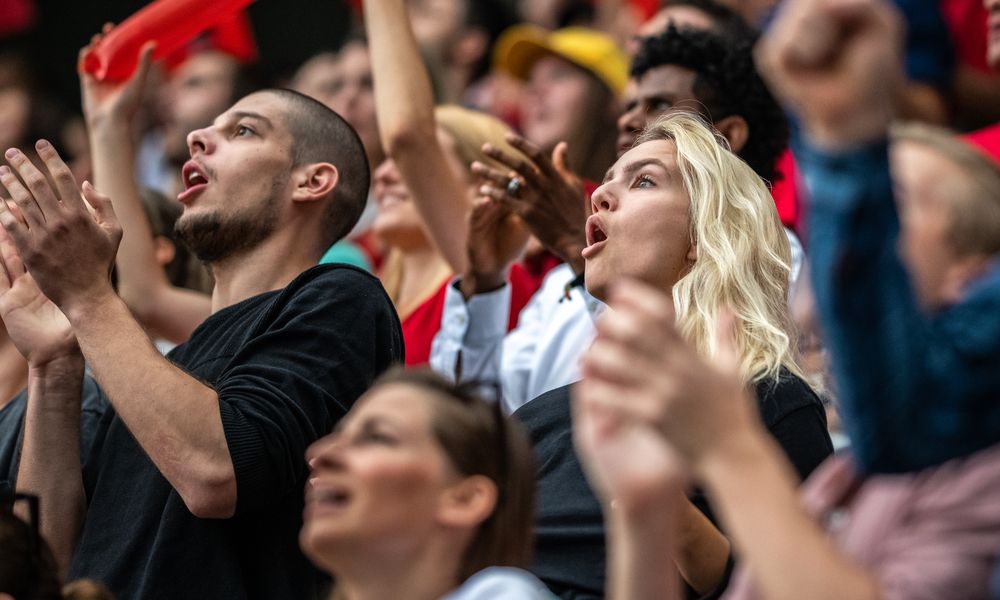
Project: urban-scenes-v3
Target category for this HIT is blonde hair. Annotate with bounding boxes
[635,112,801,383]
[891,122,1000,257]
[434,105,524,177]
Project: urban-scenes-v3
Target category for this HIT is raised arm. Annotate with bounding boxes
[757,0,1000,472]
[81,33,210,343]
[0,226,86,574]
[0,144,235,519]
[363,0,473,273]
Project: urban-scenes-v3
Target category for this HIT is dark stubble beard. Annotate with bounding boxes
[174,193,281,264]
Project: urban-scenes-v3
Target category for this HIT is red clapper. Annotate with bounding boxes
[80,0,257,82]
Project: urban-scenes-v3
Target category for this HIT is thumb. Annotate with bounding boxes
[552,142,572,175]
[81,181,117,226]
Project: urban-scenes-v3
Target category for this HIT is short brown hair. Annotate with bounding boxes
[373,368,536,582]
[892,122,1000,257]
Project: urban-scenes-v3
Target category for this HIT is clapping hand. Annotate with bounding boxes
[472,135,589,274]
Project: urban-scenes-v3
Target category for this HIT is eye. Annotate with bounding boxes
[633,174,655,189]
[234,124,255,137]
[356,422,399,446]
[649,99,673,114]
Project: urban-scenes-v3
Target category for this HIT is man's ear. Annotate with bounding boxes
[153,235,177,267]
[436,474,497,529]
[292,162,339,205]
[714,115,750,155]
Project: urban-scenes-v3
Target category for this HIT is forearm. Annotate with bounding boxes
[698,427,880,600]
[88,122,209,341]
[16,355,86,575]
[673,497,731,595]
[364,0,472,272]
[66,292,235,517]
[607,499,683,600]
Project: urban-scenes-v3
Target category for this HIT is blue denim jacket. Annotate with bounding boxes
[795,138,1000,474]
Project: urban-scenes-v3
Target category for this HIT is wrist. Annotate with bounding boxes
[459,270,507,300]
[29,351,85,380]
[695,422,769,487]
[62,285,121,330]
[88,117,131,141]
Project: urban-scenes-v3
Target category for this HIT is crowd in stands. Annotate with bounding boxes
[1,0,999,598]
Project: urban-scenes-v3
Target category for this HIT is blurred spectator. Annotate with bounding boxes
[406,0,517,105]
[493,25,625,182]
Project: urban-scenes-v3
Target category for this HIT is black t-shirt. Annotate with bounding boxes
[0,376,109,498]
[68,264,404,600]
[513,370,834,600]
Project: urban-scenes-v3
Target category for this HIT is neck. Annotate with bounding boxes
[334,537,465,600]
[0,329,28,410]
[208,225,323,313]
[394,246,452,318]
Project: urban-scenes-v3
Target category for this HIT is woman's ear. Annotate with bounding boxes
[714,115,750,155]
[153,235,177,267]
[436,474,498,529]
[292,162,340,205]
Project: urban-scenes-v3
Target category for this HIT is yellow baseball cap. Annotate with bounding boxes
[493,25,629,96]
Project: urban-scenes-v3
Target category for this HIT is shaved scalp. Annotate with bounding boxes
[263,88,371,248]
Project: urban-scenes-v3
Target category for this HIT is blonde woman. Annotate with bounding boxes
[513,112,833,598]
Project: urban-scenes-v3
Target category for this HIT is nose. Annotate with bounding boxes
[590,182,617,214]
[305,431,347,472]
[617,103,643,138]
[186,126,214,158]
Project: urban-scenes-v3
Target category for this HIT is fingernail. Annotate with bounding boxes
[35,139,50,151]
[482,144,494,153]
[4,149,18,160]
[479,185,490,195]
[0,166,8,176]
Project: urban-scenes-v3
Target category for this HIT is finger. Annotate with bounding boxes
[482,143,544,188]
[0,162,46,228]
[0,225,24,283]
[581,337,651,389]
[0,196,30,249]
[478,183,530,214]
[505,133,560,179]
[609,279,679,335]
[82,181,117,226]
[131,41,157,89]
[470,161,513,187]
[34,140,83,211]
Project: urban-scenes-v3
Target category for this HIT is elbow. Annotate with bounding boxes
[180,470,237,520]
[383,121,436,160]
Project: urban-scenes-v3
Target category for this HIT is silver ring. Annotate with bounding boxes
[506,177,522,197]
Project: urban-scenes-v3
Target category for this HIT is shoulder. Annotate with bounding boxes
[446,567,556,600]
[272,264,398,323]
[284,263,390,300]
[513,384,573,440]
[753,368,824,427]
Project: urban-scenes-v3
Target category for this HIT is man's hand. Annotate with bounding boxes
[472,135,589,274]
[80,26,155,131]
[459,195,531,298]
[579,279,759,472]
[755,0,904,150]
[0,142,122,317]
[0,223,77,368]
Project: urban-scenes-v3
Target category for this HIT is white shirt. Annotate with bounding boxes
[442,567,555,599]
[430,264,601,414]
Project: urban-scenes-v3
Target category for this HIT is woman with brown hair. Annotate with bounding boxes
[299,369,552,600]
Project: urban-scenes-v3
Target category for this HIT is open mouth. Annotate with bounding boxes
[307,481,353,514]
[177,160,209,204]
[583,215,609,259]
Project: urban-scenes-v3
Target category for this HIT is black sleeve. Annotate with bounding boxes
[216,269,403,515]
[767,403,834,482]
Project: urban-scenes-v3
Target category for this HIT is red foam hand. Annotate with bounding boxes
[80,0,256,82]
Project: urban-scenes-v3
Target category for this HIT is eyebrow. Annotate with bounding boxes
[223,110,274,130]
[603,157,670,184]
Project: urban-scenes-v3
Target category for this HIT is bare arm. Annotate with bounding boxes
[0,144,235,519]
[0,225,86,574]
[364,0,473,273]
[17,357,87,575]
[81,37,211,343]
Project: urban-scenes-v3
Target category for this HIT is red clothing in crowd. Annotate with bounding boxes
[402,263,551,366]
